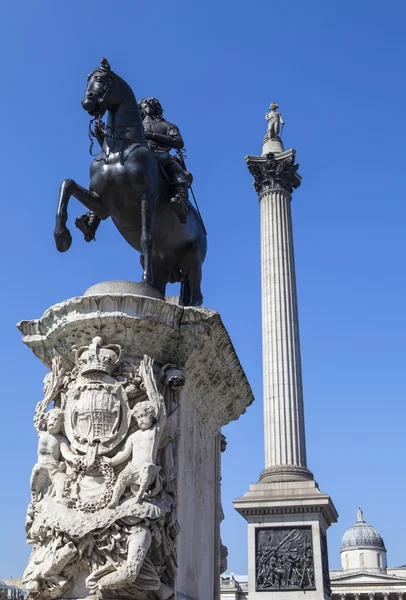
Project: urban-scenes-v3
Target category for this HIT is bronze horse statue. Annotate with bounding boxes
[54,59,206,306]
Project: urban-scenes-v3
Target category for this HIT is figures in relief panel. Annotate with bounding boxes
[256,527,315,591]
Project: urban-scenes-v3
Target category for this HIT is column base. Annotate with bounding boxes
[260,464,314,483]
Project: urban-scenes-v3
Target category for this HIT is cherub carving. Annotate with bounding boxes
[30,408,76,503]
[107,357,167,507]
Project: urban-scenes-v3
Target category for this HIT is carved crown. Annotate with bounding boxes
[75,336,122,376]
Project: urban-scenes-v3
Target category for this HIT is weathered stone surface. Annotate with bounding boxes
[19,293,254,600]
[18,294,253,433]
[23,346,181,599]
[84,280,165,300]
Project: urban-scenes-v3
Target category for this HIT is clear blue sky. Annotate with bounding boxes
[1,0,405,579]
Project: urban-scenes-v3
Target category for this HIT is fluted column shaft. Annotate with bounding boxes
[260,187,307,472]
[246,150,312,482]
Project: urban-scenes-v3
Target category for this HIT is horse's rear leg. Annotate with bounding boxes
[182,249,203,307]
[54,179,105,253]
[140,193,154,286]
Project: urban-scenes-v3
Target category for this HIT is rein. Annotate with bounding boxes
[88,118,142,155]
[87,119,207,235]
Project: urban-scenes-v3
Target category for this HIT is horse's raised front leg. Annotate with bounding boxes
[140,193,154,286]
[54,179,106,253]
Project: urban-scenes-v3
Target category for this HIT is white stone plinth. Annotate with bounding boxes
[19,288,254,600]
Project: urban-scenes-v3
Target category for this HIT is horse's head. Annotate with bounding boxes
[82,58,124,118]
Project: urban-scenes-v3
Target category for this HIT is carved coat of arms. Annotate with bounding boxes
[64,337,130,462]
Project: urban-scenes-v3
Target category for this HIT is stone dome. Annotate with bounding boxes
[341,509,386,551]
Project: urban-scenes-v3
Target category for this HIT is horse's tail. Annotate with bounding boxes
[180,274,191,307]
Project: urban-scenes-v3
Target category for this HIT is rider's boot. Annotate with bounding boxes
[75,211,101,242]
[170,184,189,224]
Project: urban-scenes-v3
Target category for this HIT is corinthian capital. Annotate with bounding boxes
[246,151,301,196]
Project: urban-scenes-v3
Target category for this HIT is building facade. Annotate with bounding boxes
[0,581,25,600]
[330,510,406,600]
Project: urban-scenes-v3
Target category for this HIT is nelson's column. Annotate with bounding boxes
[233,103,338,600]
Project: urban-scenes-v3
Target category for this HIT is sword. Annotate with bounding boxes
[175,148,207,235]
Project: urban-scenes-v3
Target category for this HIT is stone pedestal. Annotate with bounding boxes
[234,146,337,599]
[262,133,284,155]
[18,284,253,600]
[234,479,337,600]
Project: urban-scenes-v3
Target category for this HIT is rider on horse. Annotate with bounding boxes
[140,97,191,222]
[76,97,191,242]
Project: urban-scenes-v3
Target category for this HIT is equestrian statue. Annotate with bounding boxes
[54,58,207,306]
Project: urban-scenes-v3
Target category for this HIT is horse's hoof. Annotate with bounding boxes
[141,276,153,287]
[54,227,72,253]
[190,294,203,307]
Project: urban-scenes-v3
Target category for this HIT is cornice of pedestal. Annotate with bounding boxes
[245,148,301,197]
[17,288,254,433]
[233,478,338,528]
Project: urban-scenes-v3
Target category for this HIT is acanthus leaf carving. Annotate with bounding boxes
[247,153,300,196]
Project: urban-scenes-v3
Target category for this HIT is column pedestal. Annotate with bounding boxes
[234,478,337,600]
[18,283,253,600]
